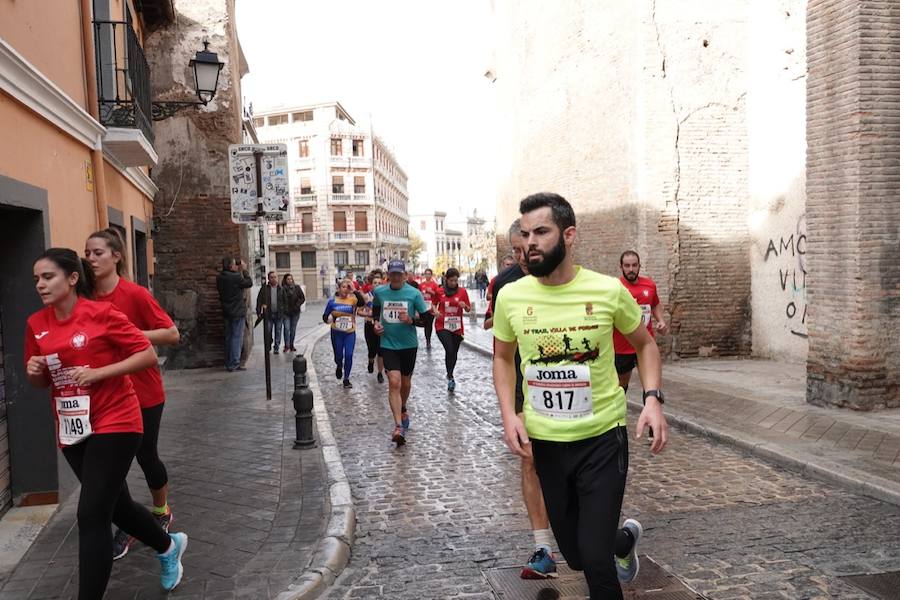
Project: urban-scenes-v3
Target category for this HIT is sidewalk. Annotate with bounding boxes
[0,303,342,600]
[463,324,900,507]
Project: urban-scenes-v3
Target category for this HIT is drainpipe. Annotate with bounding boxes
[80,0,109,230]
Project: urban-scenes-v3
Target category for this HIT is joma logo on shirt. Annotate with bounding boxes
[59,398,82,409]
[534,369,578,381]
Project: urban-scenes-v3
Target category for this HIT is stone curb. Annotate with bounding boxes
[463,337,900,508]
[275,324,356,600]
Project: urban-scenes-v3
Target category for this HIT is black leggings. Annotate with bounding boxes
[422,312,435,343]
[437,329,463,378]
[137,403,168,491]
[364,321,381,361]
[63,433,171,600]
[532,427,631,600]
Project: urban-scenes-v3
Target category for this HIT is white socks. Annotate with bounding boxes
[533,528,554,553]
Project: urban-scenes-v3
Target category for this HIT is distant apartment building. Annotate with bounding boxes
[253,101,410,297]
[410,211,463,274]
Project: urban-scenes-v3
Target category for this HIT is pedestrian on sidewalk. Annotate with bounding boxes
[432,267,471,393]
[24,248,187,597]
[85,229,179,561]
[492,193,668,599]
[216,257,252,371]
[360,272,385,383]
[323,279,360,388]
[256,271,285,354]
[280,273,305,353]
[475,269,489,300]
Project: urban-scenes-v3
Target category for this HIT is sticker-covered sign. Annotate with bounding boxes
[228,144,290,224]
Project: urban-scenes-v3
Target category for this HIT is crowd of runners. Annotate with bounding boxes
[22,192,666,599]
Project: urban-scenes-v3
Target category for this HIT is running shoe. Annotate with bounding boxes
[335,366,342,379]
[343,380,353,388]
[377,372,384,384]
[401,409,410,432]
[521,547,558,579]
[158,532,188,591]
[368,361,374,374]
[447,378,456,393]
[273,348,279,355]
[616,518,643,584]
[391,425,406,446]
[112,528,135,560]
[154,507,173,532]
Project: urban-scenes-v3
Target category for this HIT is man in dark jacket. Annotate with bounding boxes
[256,271,284,354]
[217,257,253,371]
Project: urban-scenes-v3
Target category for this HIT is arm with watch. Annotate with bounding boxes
[622,324,668,454]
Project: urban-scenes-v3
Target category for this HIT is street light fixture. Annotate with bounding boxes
[152,41,225,121]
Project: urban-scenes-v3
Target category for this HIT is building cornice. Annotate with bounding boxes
[103,149,159,200]
[0,36,105,150]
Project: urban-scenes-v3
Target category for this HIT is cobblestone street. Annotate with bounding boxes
[314,331,900,599]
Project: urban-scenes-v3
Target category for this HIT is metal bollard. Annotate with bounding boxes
[292,354,316,448]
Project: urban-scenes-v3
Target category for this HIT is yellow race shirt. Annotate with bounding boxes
[492,266,643,442]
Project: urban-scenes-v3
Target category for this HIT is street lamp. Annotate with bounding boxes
[152,41,225,121]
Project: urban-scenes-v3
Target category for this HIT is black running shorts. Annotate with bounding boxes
[614,353,638,375]
[381,347,418,376]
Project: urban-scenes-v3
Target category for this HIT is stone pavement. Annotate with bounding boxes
[0,303,335,600]
[313,328,900,599]
[464,324,900,507]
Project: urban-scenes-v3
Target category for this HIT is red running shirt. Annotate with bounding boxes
[612,276,660,355]
[96,278,174,408]
[434,287,470,336]
[419,279,441,305]
[24,299,149,446]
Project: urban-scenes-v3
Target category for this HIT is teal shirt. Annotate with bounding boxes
[373,283,428,350]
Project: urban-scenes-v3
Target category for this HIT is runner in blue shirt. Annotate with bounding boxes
[373,260,430,446]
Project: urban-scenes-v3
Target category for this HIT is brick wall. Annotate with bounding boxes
[806,0,900,409]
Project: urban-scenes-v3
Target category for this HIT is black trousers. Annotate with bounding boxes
[437,329,463,378]
[63,433,171,600]
[421,312,435,343]
[136,403,168,491]
[532,426,629,600]
[364,321,381,361]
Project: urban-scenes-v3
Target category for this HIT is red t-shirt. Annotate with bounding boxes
[434,287,470,336]
[419,279,441,305]
[361,283,374,294]
[96,278,174,408]
[613,275,660,355]
[24,299,149,447]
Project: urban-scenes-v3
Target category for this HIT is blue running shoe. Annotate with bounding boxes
[616,518,642,584]
[158,532,188,591]
[448,378,456,393]
[401,409,410,432]
[521,547,558,579]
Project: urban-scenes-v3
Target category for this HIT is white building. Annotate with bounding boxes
[410,211,463,275]
[253,101,410,297]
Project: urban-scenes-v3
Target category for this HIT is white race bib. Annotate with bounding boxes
[444,316,462,332]
[334,316,354,331]
[56,395,92,446]
[525,364,593,420]
[640,304,652,327]
[383,301,408,324]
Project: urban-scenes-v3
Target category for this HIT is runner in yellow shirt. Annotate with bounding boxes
[492,193,669,599]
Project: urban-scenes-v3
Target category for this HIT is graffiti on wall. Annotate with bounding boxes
[764,214,807,338]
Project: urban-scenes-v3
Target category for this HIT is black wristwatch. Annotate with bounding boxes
[643,389,665,404]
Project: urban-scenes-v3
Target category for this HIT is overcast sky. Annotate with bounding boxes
[235,0,499,224]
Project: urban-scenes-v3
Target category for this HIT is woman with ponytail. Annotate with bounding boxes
[85,228,180,559]
[24,248,187,597]
[432,267,472,393]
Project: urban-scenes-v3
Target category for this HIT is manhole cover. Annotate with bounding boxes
[484,556,707,599]
[841,571,900,599]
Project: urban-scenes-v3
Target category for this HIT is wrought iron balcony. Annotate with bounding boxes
[94,20,154,146]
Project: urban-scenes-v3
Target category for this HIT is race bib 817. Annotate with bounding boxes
[525,364,592,420]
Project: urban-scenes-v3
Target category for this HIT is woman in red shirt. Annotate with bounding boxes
[85,228,180,560]
[432,267,472,393]
[24,248,187,597]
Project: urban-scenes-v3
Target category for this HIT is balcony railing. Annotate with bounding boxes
[331,232,375,243]
[330,193,353,203]
[270,232,319,245]
[292,193,317,203]
[94,20,154,145]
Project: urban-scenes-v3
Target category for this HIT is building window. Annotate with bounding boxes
[420,220,426,230]
[354,176,365,194]
[331,138,342,156]
[301,251,316,268]
[298,140,309,158]
[253,117,265,128]
[276,223,286,234]
[292,110,313,122]
[332,176,344,194]
[333,211,347,232]
[301,212,313,232]
[355,250,370,266]
[352,139,364,156]
[275,252,291,269]
[334,250,349,267]
[354,211,368,231]
[268,114,288,125]
[300,177,312,194]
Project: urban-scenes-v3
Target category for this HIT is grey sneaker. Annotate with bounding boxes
[616,518,642,584]
[112,527,134,560]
